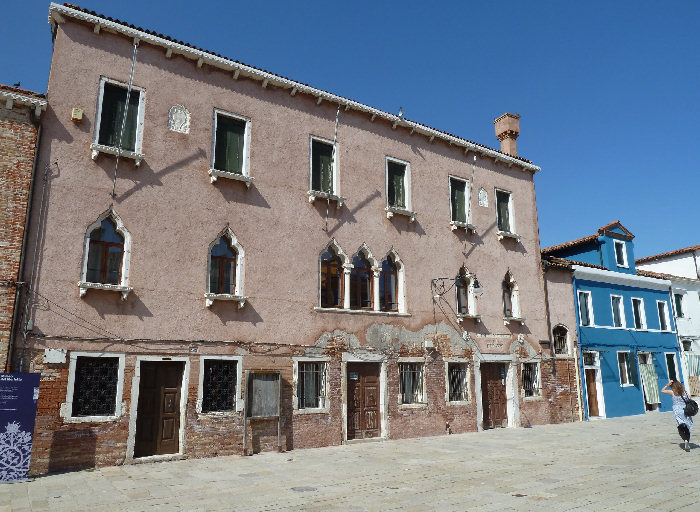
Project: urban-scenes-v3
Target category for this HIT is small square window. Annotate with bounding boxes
[447,363,469,402]
[399,362,425,404]
[72,356,120,417]
[583,351,597,367]
[614,240,628,267]
[522,362,541,397]
[202,359,238,413]
[297,361,328,409]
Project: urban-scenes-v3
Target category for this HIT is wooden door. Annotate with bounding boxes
[585,368,599,417]
[347,363,380,440]
[481,363,507,429]
[135,361,183,457]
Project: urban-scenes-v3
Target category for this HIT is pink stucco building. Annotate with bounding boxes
[14,3,579,473]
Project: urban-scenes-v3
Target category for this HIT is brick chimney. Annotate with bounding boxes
[494,113,520,157]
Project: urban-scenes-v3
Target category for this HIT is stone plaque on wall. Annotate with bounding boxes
[478,188,488,207]
[168,105,190,134]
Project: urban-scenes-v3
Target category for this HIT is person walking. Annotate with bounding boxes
[661,380,693,451]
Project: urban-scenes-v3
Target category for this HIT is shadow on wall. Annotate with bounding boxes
[209,300,263,326]
[247,376,294,453]
[83,290,154,321]
[323,189,382,237]
[48,428,97,474]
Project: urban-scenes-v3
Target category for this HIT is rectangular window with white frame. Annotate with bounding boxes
[578,290,594,326]
[657,300,671,331]
[449,176,470,228]
[614,240,628,267]
[93,77,145,159]
[446,362,469,402]
[294,359,329,411]
[611,294,625,328]
[617,351,635,386]
[399,362,425,404]
[666,353,679,382]
[631,297,647,330]
[674,293,685,318]
[495,189,515,234]
[309,137,337,195]
[211,109,251,178]
[385,157,411,211]
[63,352,125,422]
[522,362,541,398]
[198,356,242,414]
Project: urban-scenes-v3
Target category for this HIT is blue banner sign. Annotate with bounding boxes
[0,373,40,482]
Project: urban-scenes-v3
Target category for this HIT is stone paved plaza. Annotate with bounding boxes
[2,412,699,511]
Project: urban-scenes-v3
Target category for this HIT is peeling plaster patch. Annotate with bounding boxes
[309,329,359,354]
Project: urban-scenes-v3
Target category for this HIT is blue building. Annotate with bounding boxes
[542,221,683,419]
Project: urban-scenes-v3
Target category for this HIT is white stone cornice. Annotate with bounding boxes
[0,90,47,111]
[572,265,672,290]
[48,2,540,174]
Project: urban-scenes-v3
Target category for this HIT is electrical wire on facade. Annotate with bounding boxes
[323,105,341,233]
[109,39,139,206]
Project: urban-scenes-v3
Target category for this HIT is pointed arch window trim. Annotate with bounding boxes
[350,244,377,311]
[455,267,481,323]
[79,210,132,300]
[205,226,247,308]
[502,271,525,325]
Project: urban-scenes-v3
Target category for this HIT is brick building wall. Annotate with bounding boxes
[0,87,43,371]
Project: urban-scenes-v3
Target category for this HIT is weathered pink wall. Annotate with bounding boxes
[27,21,548,354]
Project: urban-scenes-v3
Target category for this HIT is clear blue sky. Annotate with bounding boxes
[2,1,698,259]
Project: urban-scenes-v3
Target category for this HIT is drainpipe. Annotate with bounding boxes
[6,119,42,373]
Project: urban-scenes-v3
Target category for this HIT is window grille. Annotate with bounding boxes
[202,359,237,412]
[399,363,424,404]
[448,363,469,401]
[522,363,540,397]
[553,326,568,354]
[72,356,119,417]
[297,362,326,409]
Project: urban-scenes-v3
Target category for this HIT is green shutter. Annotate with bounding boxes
[451,179,466,223]
[214,115,246,174]
[98,83,139,152]
[388,162,406,208]
[311,140,334,193]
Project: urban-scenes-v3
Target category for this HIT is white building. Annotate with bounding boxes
[637,245,700,395]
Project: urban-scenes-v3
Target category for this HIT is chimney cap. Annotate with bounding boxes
[494,112,521,157]
[494,112,520,125]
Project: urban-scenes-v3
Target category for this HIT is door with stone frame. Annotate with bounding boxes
[481,362,508,429]
[134,361,184,457]
[347,363,380,440]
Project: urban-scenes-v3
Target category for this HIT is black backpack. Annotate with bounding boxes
[683,394,699,417]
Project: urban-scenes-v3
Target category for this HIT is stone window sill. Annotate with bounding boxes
[385,206,417,222]
[504,316,525,326]
[446,399,471,406]
[78,281,132,300]
[205,293,247,308]
[497,230,521,242]
[314,307,409,317]
[523,394,543,401]
[293,406,331,415]
[59,402,123,423]
[208,168,255,187]
[308,190,346,207]
[91,143,144,166]
[450,221,477,233]
[398,402,427,410]
[457,313,482,323]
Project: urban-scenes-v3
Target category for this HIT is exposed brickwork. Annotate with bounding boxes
[0,102,39,371]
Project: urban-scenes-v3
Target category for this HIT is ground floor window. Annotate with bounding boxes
[618,351,635,386]
[399,362,425,404]
[202,359,238,413]
[69,354,124,418]
[522,362,541,397]
[297,361,328,409]
[447,363,469,402]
